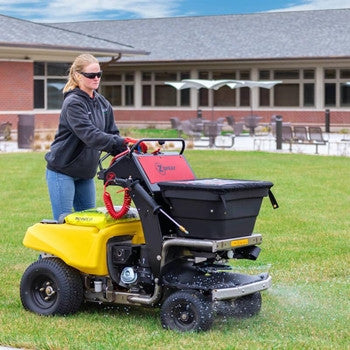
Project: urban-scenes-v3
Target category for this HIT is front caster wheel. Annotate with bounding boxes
[160,290,213,332]
[20,258,83,316]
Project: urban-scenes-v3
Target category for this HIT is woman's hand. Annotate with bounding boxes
[124,138,148,153]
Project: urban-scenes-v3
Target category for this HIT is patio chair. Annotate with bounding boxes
[169,117,182,136]
[225,115,244,136]
[216,117,225,126]
[189,118,204,132]
[181,120,202,140]
[308,126,327,154]
[282,125,294,141]
[244,115,262,136]
[203,121,221,147]
[0,122,12,141]
[308,126,327,143]
[226,115,235,128]
[293,126,308,142]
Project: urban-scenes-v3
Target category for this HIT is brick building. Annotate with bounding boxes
[0,9,350,130]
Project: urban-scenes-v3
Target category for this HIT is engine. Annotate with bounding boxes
[107,240,154,293]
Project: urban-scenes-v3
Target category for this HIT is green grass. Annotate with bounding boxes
[120,127,180,139]
[0,149,349,350]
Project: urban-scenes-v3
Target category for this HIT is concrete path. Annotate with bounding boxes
[194,133,350,157]
[1,133,350,156]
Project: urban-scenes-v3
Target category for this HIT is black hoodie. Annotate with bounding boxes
[45,88,126,179]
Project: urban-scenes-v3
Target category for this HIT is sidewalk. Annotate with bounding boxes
[194,133,350,157]
[0,141,31,153]
[1,134,350,156]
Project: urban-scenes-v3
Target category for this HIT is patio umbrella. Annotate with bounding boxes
[165,79,281,121]
[226,80,282,115]
[225,79,282,135]
[165,79,243,120]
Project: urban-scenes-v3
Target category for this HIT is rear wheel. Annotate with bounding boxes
[20,258,83,316]
[160,290,213,332]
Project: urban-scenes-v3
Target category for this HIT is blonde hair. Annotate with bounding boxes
[63,54,99,93]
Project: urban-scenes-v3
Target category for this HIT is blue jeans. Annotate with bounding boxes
[46,169,96,221]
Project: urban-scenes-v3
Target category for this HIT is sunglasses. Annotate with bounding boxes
[80,71,103,79]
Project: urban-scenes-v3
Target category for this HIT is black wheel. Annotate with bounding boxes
[160,290,213,332]
[20,258,84,316]
[217,292,262,319]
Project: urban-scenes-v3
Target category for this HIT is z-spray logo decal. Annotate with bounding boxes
[155,162,175,175]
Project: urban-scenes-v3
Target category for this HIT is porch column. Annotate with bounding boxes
[134,70,142,109]
[315,66,324,110]
[251,68,259,113]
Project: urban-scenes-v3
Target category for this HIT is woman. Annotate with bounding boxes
[45,53,134,221]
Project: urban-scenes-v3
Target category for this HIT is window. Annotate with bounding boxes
[141,71,190,107]
[239,87,250,107]
[47,63,69,76]
[33,62,69,110]
[303,83,315,107]
[155,85,176,106]
[273,70,300,107]
[325,83,336,106]
[275,84,299,106]
[142,85,151,106]
[324,69,336,79]
[101,72,134,107]
[259,69,315,107]
[274,70,299,80]
[180,90,190,106]
[34,62,44,75]
[259,88,270,106]
[340,83,350,106]
[47,79,65,109]
[259,70,270,80]
[199,70,249,107]
[103,86,122,106]
[324,68,350,107]
[34,80,44,109]
[214,86,236,106]
[303,70,315,79]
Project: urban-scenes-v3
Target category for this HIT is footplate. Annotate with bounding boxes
[212,273,272,301]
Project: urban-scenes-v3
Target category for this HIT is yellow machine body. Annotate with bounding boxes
[23,208,145,275]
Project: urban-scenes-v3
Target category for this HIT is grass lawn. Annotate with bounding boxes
[0,147,349,350]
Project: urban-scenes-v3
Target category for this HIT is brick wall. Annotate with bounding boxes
[0,61,33,110]
[1,109,349,132]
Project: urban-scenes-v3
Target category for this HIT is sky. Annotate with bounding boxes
[0,0,349,23]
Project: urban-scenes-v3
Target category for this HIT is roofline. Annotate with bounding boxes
[116,55,350,66]
[0,42,149,57]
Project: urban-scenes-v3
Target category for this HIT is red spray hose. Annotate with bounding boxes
[103,149,132,219]
[103,182,132,219]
